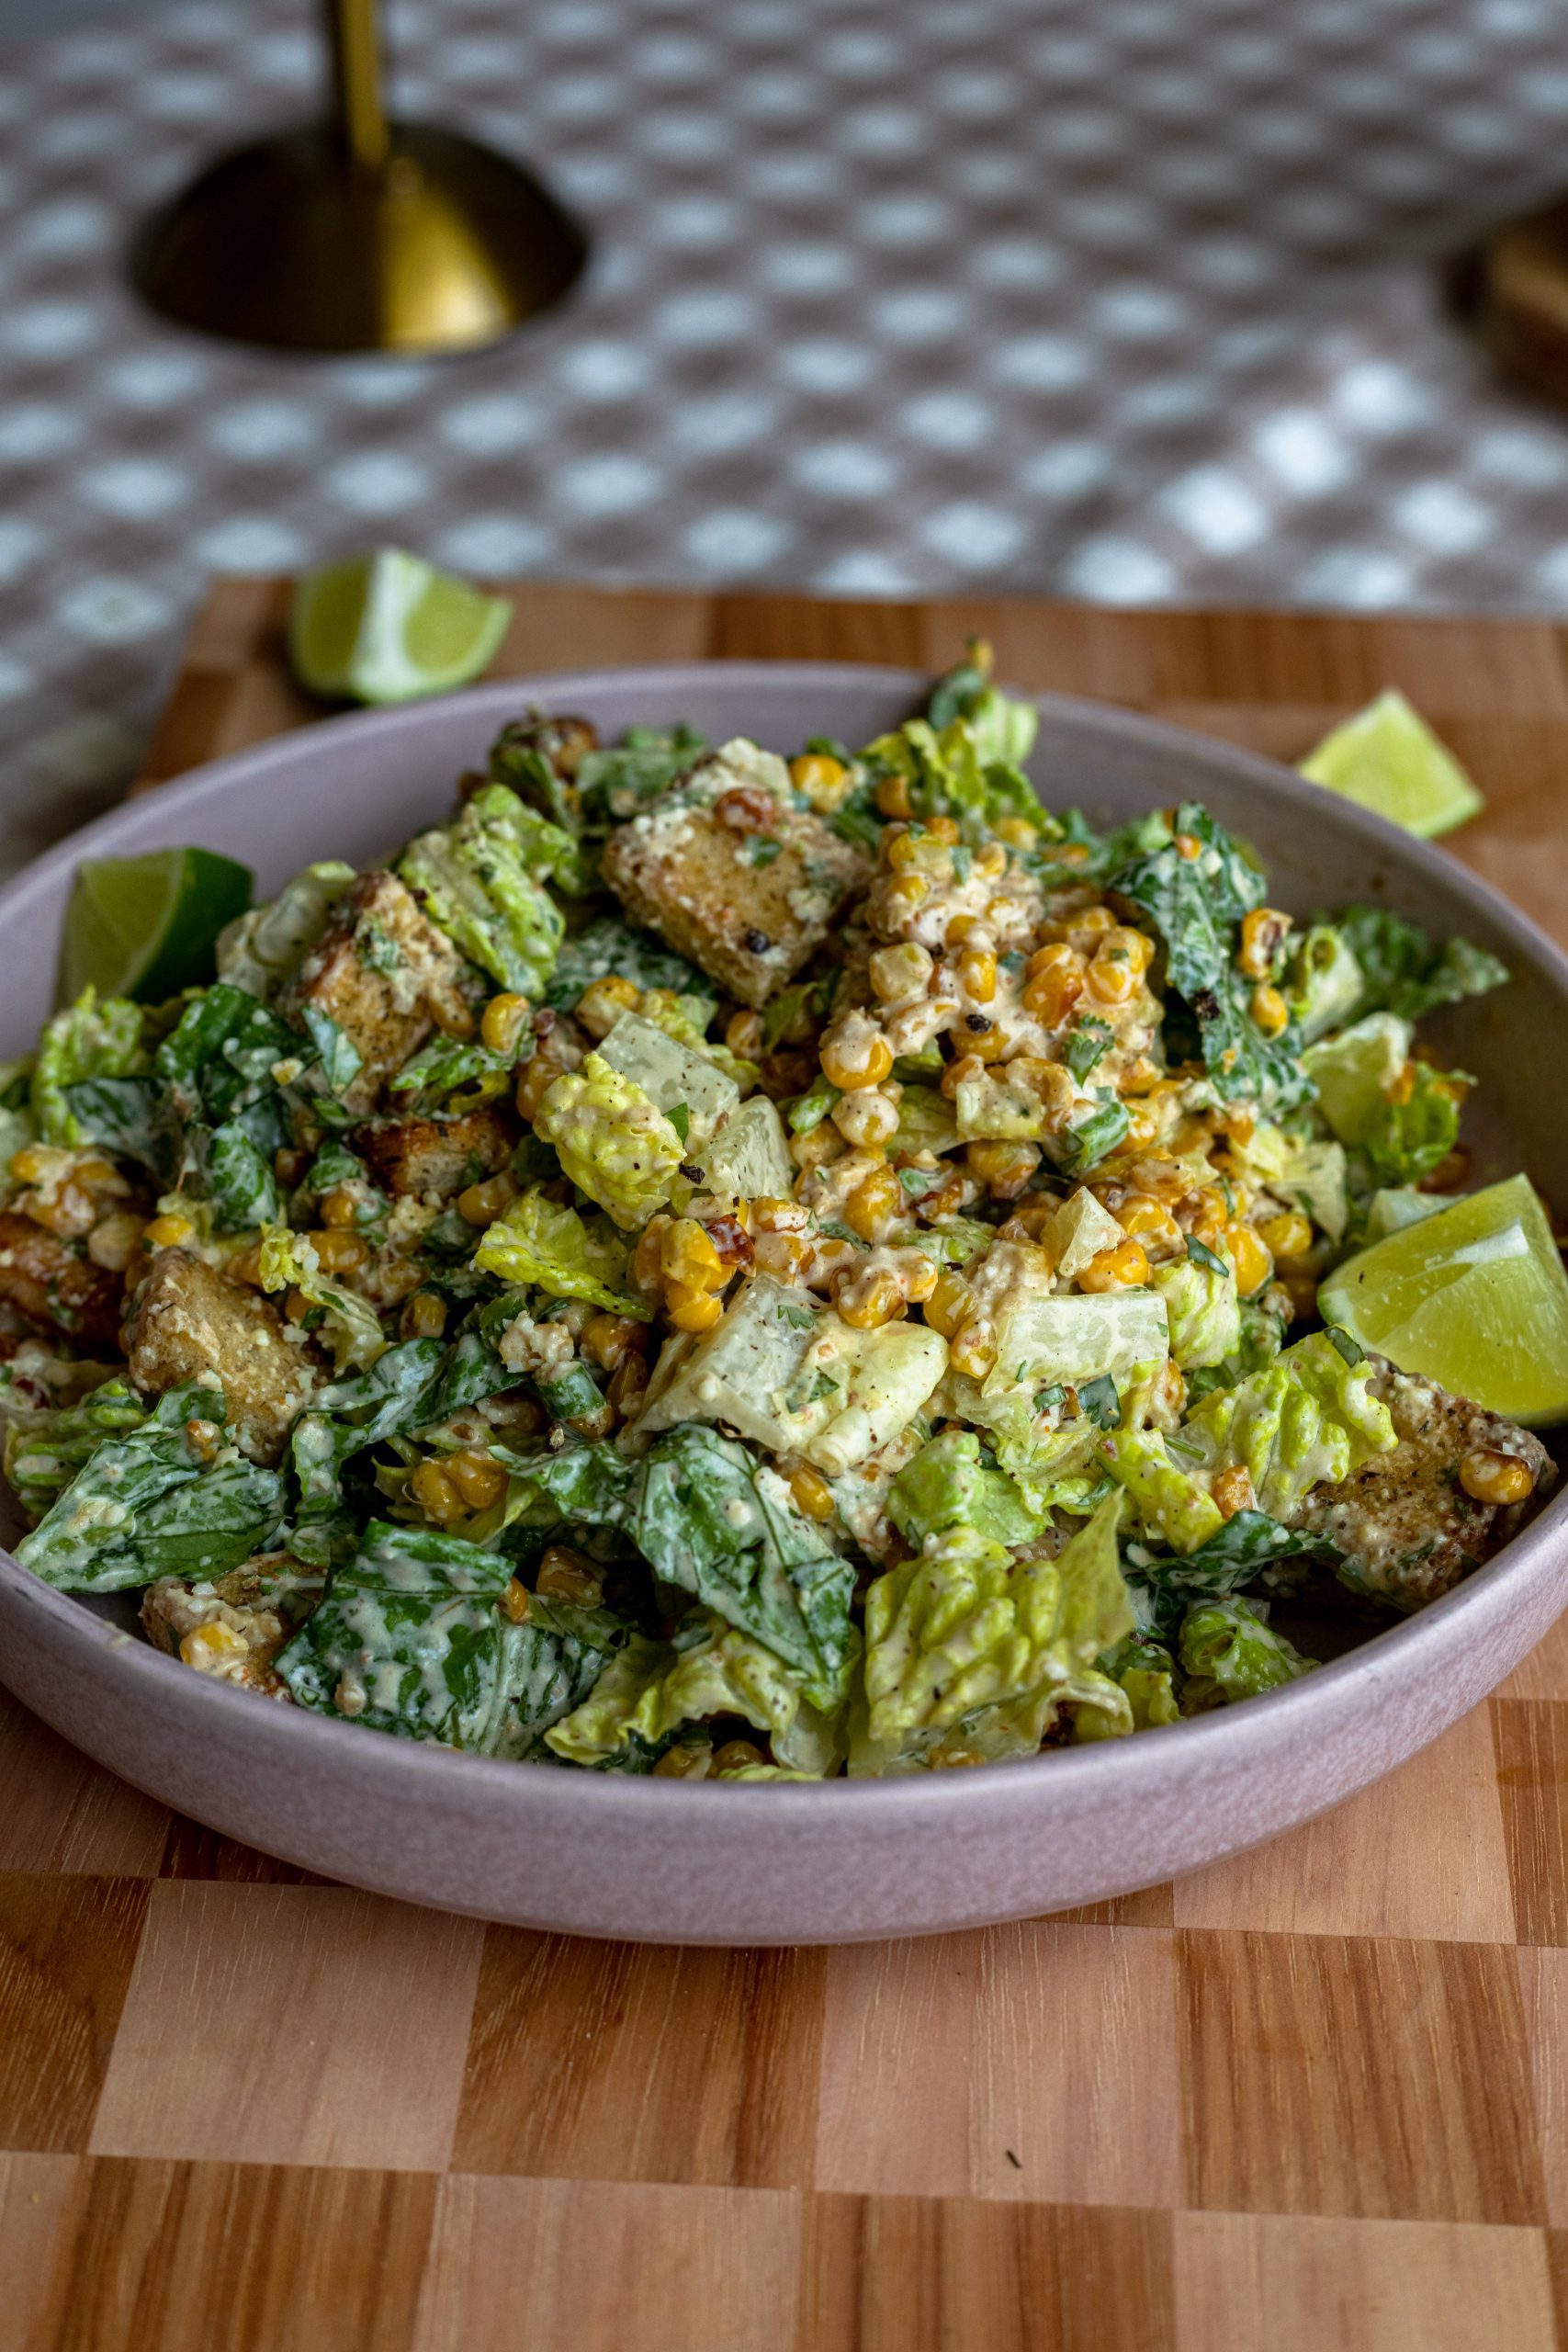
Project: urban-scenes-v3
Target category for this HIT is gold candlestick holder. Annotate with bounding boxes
[1447,202,1568,410]
[130,0,589,356]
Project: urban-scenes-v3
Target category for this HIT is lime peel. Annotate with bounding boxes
[62,846,253,1004]
[1299,688,1485,841]
[288,549,513,707]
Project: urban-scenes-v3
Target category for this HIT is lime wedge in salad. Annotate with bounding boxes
[1299,688,1485,840]
[289,549,513,706]
[62,846,253,1003]
[1318,1172,1568,1425]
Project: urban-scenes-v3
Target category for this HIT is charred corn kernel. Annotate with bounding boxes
[1257,1211,1314,1265]
[314,1227,370,1274]
[1174,831,1201,859]
[654,1740,714,1779]
[940,1050,984,1101]
[479,991,532,1057]
[994,815,1038,849]
[502,1577,531,1624]
[663,1217,725,1289]
[820,1020,894,1091]
[751,1195,808,1234]
[225,1242,264,1286]
[802,1235,859,1291]
[284,1285,313,1323]
[959,944,998,1003]
[605,1351,649,1417]
[431,993,477,1040]
[926,1270,973,1345]
[1460,1449,1536,1506]
[447,1446,508,1510]
[726,1008,764,1057]
[975,842,1009,879]
[836,1268,906,1329]
[883,873,931,916]
[183,1416,220,1463]
[1237,907,1289,982]
[832,1086,899,1150]
[1022,944,1085,1026]
[790,1125,845,1173]
[577,973,640,1040]
[998,1196,1058,1243]
[74,1155,125,1193]
[869,942,933,1003]
[411,1460,464,1524]
[789,751,850,810]
[1114,1195,1183,1253]
[1085,936,1142,1005]
[791,1463,836,1520]
[965,1022,1010,1064]
[457,1170,521,1227]
[1226,1224,1273,1296]
[319,1186,360,1228]
[966,1138,1041,1198]
[144,1212,196,1250]
[632,1215,672,1293]
[844,1162,904,1240]
[925,815,961,845]
[180,1622,248,1672]
[8,1142,72,1186]
[1250,983,1289,1039]
[665,1280,724,1333]
[1189,1185,1229,1246]
[85,1210,145,1272]
[713,1737,768,1774]
[581,1312,644,1372]
[876,772,913,820]
[1213,1464,1257,1520]
[1079,1238,1150,1291]
[536,1545,605,1606]
[402,1290,448,1340]
[949,1315,998,1378]
[753,1229,811,1279]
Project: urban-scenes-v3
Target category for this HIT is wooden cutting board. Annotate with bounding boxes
[6,581,1568,2352]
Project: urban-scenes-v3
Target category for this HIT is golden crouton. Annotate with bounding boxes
[124,1249,314,1464]
[354,1104,518,1200]
[0,1211,127,1352]
[600,738,870,1008]
[282,870,472,1114]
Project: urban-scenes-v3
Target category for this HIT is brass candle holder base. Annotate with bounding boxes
[1448,201,1568,410]
[130,122,589,356]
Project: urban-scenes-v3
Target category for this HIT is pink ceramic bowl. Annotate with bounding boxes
[1,663,1562,1943]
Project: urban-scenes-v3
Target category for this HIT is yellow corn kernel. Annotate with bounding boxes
[1250,983,1289,1039]
[712,1737,768,1774]
[868,942,933,1003]
[790,1463,836,1521]
[430,993,476,1040]
[939,1050,984,1102]
[577,973,641,1040]
[317,1186,357,1229]
[790,1125,845,1173]
[975,841,1009,879]
[536,1544,605,1606]
[1006,1058,1077,1127]
[894,1250,939,1303]
[876,772,913,820]
[965,1138,1041,1198]
[86,1210,146,1272]
[502,1577,532,1624]
[1459,1449,1536,1506]
[1174,831,1201,859]
[144,1212,196,1250]
[402,1289,448,1340]
[411,1459,464,1524]
[1078,1238,1150,1291]
[284,1285,313,1323]
[924,815,961,845]
[836,1268,906,1329]
[820,1021,894,1091]
[997,1196,1058,1243]
[74,1155,126,1194]
[959,944,998,1003]
[665,1280,724,1333]
[1213,1464,1257,1520]
[994,815,1038,849]
[1225,1223,1273,1296]
[885,828,926,872]
[480,991,533,1057]
[314,1227,370,1274]
[632,1214,672,1293]
[883,873,931,916]
[1257,1211,1314,1265]
[8,1142,72,1187]
[1115,1194,1182,1253]
[832,1085,899,1150]
[1021,943,1085,1025]
[662,1217,725,1290]
[1189,1186,1229,1246]
[514,1055,558,1121]
[180,1621,249,1673]
[789,751,851,810]
[924,1270,974,1339]
[654,1740,714,1778]
[457,1170,521,1227]
[447,1446,508,1510]
[1236,907,1285,981]
[948,1315,998,1379]
[751,1196,808,1234]
[844,1162,904,1241]
[753,1229,810,1280]
[1084,943,1140,1006]
[581,1312,643,1371]
[725,1008,763,1057]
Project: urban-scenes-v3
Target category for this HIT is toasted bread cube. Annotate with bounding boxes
[282,870,472,1114]
[354,1104,518,1201]
[0,1211,127,1352]
[125,1249,313,1464]
[600,739,870,1008]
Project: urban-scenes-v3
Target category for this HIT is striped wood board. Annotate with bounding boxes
[6,581,1568,2352]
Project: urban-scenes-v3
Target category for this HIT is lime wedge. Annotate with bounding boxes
[289,549,513,706]
[1299,689,1484,840]
[1318,1173,1568,1425]
[62,846,254,1004]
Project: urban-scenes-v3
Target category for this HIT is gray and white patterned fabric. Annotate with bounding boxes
[4,0,1568,867]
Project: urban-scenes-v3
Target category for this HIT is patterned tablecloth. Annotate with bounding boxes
[5,0,1568,870]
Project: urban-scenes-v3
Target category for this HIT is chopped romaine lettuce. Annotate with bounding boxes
[1151,1256,1240,1370]
[400,783,567,997]
[1179,1594,1316,1711]
[474,1186,651,1316]
[546,1610,843,1774]
[216,861,355,1001]
[258,1225,387,1372]
[1331,904,1507,1026]
[886,1427,1044,1552]
[33,989,145,1147]
[532,1053,684,1229]
[544,913,710,1012]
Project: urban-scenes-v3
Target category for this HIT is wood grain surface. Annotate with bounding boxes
[7,579,1568,2351]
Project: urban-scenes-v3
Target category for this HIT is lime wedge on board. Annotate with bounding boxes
[289,549,513,705]
[62,846,253,1004]
[1318,1173,1568,1426]
[1299,689,1485,840]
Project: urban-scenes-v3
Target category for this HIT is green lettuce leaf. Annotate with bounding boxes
[531,1053,684,1229]
[545,1611,843,1774]
[33,988,145,1147]
[1121,1508,1328,1639]
[1179,1595,1316,1711]
[259,1225,387,1372]
[545,913,710,1013]
[1361,1059,1464,1187]
[400,782,567,997]
[473,1187,651,1316]
[1331,904,1508,1025]
[1282,923,1365,1044]
[1151,1256,1241,1370]
[886,1427,1044,1551]
[3,1374,149,1523]
[216,860,355,1001]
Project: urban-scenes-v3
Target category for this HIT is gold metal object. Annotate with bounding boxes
[1448,202,1568,410]
[130,0,589,356]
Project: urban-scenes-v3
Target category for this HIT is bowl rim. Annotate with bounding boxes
[4,656,1565,1826]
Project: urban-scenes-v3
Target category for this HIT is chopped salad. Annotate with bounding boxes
[1,648,1556,1780]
